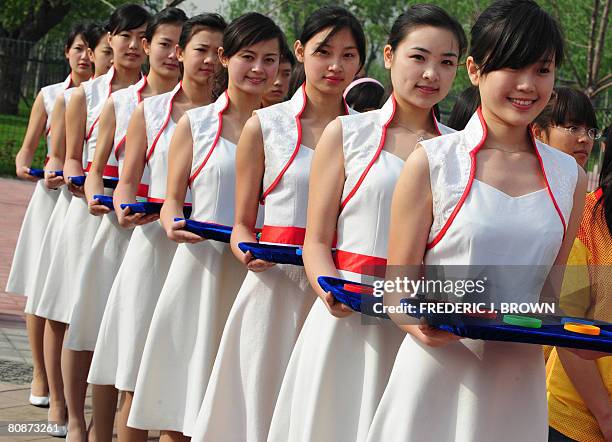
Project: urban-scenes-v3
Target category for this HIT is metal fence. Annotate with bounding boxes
[0,37,69,174]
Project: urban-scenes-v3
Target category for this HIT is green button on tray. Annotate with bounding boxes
[502,314,542,329]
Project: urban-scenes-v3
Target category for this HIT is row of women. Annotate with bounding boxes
[6,0,610,441]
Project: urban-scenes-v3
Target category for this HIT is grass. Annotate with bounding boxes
[0,113,47,177]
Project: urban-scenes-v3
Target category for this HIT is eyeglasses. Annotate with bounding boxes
[551,125,602,141]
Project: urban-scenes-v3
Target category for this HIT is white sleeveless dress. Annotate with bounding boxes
[6,74,73,296]
[24,87,80,315]
[191,85,353,442]
[268,96,454,442]
[88,84,182,391]
[34,68,117,323]
[64,77,148,351]
[128,93,246,436]
[366,110,578,442]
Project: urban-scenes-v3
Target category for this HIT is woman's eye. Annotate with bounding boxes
[442,60,455,66]
[316,49,329,56]
[410,54,425,61]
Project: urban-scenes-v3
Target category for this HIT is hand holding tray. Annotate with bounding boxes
[93,194,114,210]
[174,218,232,243]
[29,169,63,178]
[238,242,304,266]
[318,276,612,352]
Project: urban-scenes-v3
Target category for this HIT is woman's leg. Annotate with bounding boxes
[62,348,92,440]
[91,384,118,442]
[43,320,67,425]
[26,314,48,399]
[159,431,190,442]
[116,391,147,442]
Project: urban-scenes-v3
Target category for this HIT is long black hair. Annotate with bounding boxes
[534,87,598,131]
[107,4,151,35]
[179,13,227,49]
[596,129,612,235]
[447,86,480,130]
[144,7,188,42]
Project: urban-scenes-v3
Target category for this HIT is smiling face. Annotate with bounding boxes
[66,34,92,77]
[144,23,182,79]
[109,24,147,69]
[384,25,459,110]
[263,60,292,105]
[220,38,280,95]
[178,28,223,84]
[468,56,556,129]
[296,26,361,96]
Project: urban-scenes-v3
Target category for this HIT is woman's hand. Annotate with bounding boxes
[237,250,275,273]
[404,318,461,347]
[88,196,111,216]
[321,291,353,318]
[166,219,204,243]
[117,206,159,228]
[16,166,38,182]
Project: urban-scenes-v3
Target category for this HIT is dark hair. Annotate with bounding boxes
[534,87,598,131]
[299,6,366,70]
[108,4,151,35]
[388,4,467,59]
[595,142,612,235]
[84,23,109,49]
[470,0,564,74]
[345,81,385,112]
[144,7,188,42]
[280,43,296,67]
[213,13,286,98]
[179,13,227,49]
[447,86,480,130]
[65,23,89,49]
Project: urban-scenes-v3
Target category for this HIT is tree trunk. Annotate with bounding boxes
[0,39,31,115]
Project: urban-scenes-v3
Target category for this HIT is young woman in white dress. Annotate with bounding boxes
[191,7,365,442]
[61,8,187,440]
[6,24,92,407]
[268,6,466,442]
[128,14,290,441]
[32,5,150,433]
[87,13,227,442]
[366,1,586,441]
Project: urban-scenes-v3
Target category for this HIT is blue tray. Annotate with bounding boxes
[103,177,119,189]
[238,242,303,266]
[93,194,114,209]
[68,175,86,186]
[318,276,612,351]
[174,218,232,243]
[28,169,63,178]
[120,201,163,214]
[318,276,387,318]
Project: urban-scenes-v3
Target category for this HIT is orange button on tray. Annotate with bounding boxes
[563,322,601,336]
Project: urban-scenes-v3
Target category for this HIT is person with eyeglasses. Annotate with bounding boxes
[533,86,600,168]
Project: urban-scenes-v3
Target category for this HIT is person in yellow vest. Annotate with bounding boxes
[546,139,612,441]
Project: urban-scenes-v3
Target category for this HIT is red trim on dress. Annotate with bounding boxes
[333,249,387,277]
[147,196,165,203]
[114,76,148,161]
[595,188,603,200]
[136,183,149,198]
[146,82,183,163]
[259,225,306,246]
[426,107,488,249]
[259,83,350,204]
[85,161,119,178]
[188,90,231,184]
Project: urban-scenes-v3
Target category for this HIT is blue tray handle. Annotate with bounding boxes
[238,242,304,266]
[29,169,63,178]
[103,177,119,189]
[120,201,163,214]
[93,194,114,209]
[174,218,232,243]
[317,276,387,318]
[68,175,86,186]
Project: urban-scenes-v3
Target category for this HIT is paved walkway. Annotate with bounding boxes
[0,178,158,440]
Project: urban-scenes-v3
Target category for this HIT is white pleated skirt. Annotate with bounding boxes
[64,213,133,351]
[191,264,316,442]
[365,336,548,442]
[268,298,404,442]
[128,240,246,436]
[88,221,177,391]
[6,180,60,296]
[34,195,101,323]
[24,187,72,315]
